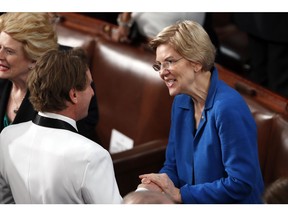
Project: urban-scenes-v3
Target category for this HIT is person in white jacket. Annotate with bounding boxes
[0,48,122,204]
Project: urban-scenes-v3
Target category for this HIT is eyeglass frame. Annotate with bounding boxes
[152,57,184,72]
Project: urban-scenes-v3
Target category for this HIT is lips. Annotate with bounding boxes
[0,64,9,71]
[165,79,176,88]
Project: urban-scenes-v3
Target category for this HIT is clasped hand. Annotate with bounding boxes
[137,173,182,203]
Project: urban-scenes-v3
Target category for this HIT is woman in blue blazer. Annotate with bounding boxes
[138,20,264,204]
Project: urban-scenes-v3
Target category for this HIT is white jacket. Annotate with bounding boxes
[0,112,122,204]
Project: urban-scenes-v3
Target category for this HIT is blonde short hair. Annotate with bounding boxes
[0,12,58,61]
[150,20,216,71]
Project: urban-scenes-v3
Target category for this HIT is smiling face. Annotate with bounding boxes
[155,43,200,97]
[0,31,33,81]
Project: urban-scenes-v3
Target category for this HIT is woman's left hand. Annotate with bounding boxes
[139,173,182,203]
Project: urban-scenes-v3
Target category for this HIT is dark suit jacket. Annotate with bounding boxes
[233,12,288,43]
[0,79,100,143]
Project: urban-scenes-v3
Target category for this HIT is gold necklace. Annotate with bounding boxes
[12,94,25,114]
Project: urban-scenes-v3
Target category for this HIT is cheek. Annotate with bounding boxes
[84,89,93,103]
[184,73,194,83]
[5,55,18,66]
[11,58,31,73]
[182,67,195,80]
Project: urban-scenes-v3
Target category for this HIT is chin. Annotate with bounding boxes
[168,89,177,97]
[168,84,182,96]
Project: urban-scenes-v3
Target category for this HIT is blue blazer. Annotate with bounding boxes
[160,67,264,204]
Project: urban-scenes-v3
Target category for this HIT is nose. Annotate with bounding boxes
[159,67,169,77]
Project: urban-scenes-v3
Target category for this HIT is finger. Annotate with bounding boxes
[139,173,153,179]
[141,177,151,184]
[140,175,161,186]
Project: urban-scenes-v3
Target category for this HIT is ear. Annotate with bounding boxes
[193,62,203,73]
[69,89,78,104]
[28,61,36,70]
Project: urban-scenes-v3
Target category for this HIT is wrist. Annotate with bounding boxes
[174,188,182,204]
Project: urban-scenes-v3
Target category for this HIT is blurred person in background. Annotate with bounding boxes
[233,13,288,98]
[0,12,99,141]
[122,190,175,204]
[263,178,288,204]
[112,12,219,50]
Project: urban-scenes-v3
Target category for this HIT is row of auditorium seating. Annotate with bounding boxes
[75,12,252,77]
[211,12,251,76]
[55,13,288,196]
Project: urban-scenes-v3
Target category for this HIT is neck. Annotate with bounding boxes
[53,106,77,122]
[11,74,28,91]
[190,71,211,103]
[10,85,27,114]
[11,82,27,97]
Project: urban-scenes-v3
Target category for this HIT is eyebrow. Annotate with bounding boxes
[156,56,179,63]
[0,45,17,53]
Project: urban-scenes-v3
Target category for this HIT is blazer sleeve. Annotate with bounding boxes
[80,148,122,204]
[0,133,15,204]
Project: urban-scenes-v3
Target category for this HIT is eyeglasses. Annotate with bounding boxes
[152,57,184,72]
